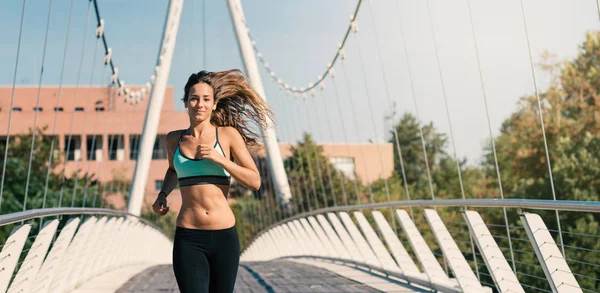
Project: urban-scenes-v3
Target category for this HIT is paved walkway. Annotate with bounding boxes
[114,259,418,292]
[73,259,425,292]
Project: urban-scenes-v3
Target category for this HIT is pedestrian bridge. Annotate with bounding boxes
[1,0,599,292]
[1,199,598,292]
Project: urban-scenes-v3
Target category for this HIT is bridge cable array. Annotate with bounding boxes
[240,0,599,291]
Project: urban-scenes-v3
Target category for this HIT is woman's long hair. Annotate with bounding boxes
[183,69,274,149]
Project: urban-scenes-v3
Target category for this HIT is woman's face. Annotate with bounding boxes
[186,82,215,122]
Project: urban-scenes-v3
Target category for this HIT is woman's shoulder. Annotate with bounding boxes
[165,129,186,148]
[218,126,240,135]
[166,129,186,139]
[218,126,243,142]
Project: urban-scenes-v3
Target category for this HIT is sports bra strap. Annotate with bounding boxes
[178,130,186,142]
[215,126,219,144]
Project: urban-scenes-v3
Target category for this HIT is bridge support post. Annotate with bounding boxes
[226,0,293,216]
[128,0,184,216]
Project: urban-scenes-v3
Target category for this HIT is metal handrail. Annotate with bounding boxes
[0,207,168,237]
[243,198,600,253]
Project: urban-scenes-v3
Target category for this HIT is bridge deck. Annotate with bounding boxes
[109,259,424,292]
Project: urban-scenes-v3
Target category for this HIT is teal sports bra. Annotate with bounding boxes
[173,127,231,187]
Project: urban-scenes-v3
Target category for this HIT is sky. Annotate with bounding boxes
[0,0,598,165]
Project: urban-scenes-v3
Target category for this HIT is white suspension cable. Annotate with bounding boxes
[243,0,364,96]
[251,200,260,232]
[465,0,516,273]
[423,2,466,201]
[351,22,394,205]
[42,0,76,211]
[267,161,282,223]
[0,0,27,213]
[121,95,141,209]
[366,0,412,211]
[332,60,394,274]
[301,98,329,208]
[258,139,282,221]
[264,162,278,225]
[83,64,108,208]
[103,97,134,210]
[258,195,267,231]
[58,0,93,208]
[288,93,320,210]
[98,88,119,209]
[395,6,436,204]
[350,20,399,233]
[315,89,347,207]
[71,36,102,208]
[272,89,304,215]
[425,0,479,279]
[329,77,362,204]
[518,0,565,258]
[290,100,315,212]
[93,83,115,208]
[338,59,375,202]
[256,161,273,225]
[23,0,55,212]
[326,73,392,270]
[307,91,338,207]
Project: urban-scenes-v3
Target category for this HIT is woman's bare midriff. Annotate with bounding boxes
[176,184,235,230]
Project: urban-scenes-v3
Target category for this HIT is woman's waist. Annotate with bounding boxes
[177,204,235,230]
[179,199,231,212]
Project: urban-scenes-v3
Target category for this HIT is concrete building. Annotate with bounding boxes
[0,85,393,212]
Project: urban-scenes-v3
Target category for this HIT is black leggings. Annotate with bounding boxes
[172,225,240,293]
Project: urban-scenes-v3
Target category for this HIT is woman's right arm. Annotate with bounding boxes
[152,130,181,215]
[159,130,182,196]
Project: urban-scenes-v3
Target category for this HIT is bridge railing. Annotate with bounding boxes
[0,208,171,293]
[241,199,600,293]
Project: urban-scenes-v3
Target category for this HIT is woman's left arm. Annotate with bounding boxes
[199,127,261,191]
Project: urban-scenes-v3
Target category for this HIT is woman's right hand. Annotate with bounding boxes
[152,193,169,216]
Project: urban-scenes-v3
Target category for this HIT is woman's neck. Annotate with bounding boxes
[187,120,214,138]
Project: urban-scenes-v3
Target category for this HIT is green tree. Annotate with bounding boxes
[284,133,362,212]
[481,31,600,291]
[390,114,447,187]
[0,127,123,244]
[387,112,489,201]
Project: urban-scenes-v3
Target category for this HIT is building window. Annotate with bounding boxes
[152,135,167,160]
[108,135,124,161]
[46,135,60,159]
[74,107,84,112]
[54,107,64,112]
[64,135,82,161]
[12,107,22,112]
[155,180,164,190]
[95,107,105,112]
[0,137,6,152]
[129,135,167,160]
[130,135,141,160]
[33,107,43,112]
[86,135,103,161]
[330,157,356,180]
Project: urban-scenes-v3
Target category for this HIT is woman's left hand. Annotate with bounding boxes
[196,144,224,164]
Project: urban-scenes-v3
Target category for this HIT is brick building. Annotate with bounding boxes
[0,85,393,212]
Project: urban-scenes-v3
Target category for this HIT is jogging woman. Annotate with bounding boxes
[152,69,273,293]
